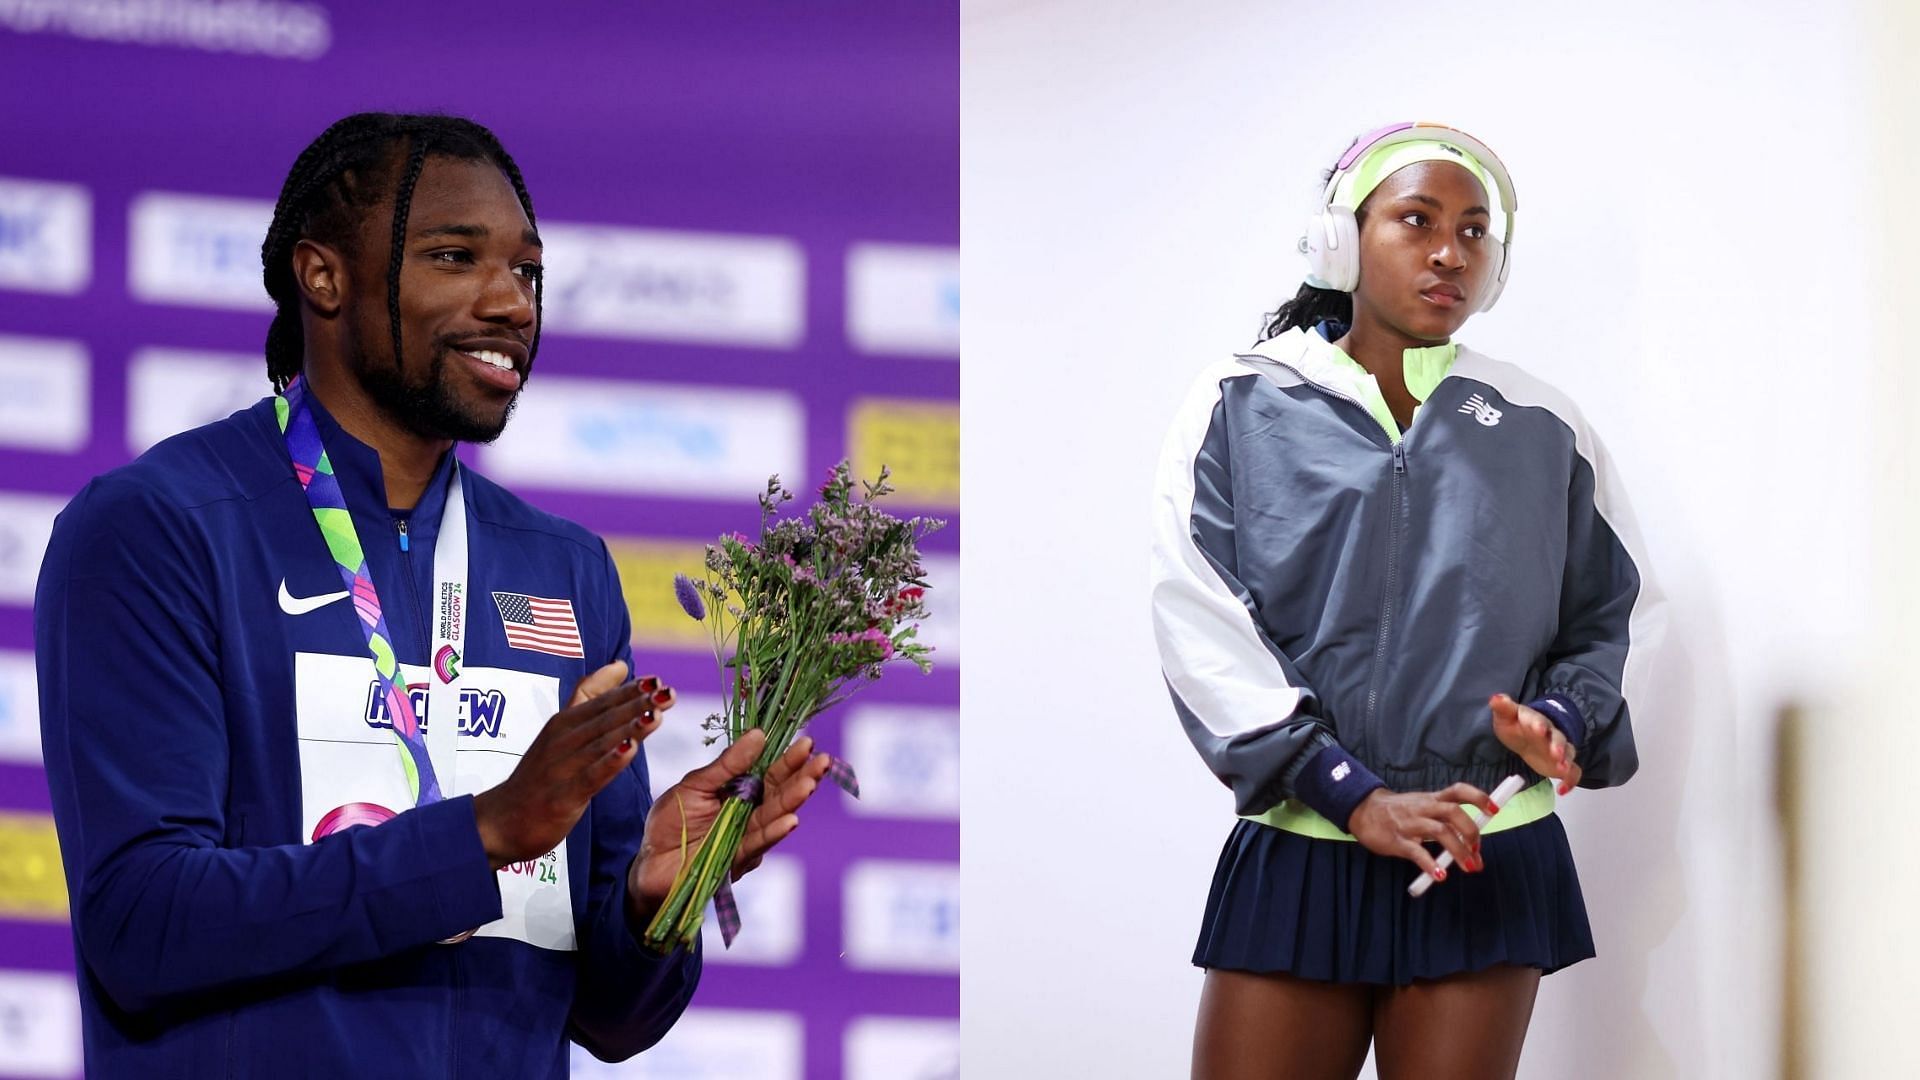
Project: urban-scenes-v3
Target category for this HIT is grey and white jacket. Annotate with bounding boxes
[1150,326,1663,827]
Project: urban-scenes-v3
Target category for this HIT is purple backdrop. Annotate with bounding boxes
[0,4,957,1078]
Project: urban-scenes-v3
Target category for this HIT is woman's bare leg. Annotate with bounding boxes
[1371,965,1540,1080]
[1193,968,1374,1080]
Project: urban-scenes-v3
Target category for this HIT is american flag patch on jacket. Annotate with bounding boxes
[491,592,585,658]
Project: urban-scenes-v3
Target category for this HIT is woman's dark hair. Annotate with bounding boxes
[1257,165,1356,343]
[1257,282,1351,343]
[260,112,541,392]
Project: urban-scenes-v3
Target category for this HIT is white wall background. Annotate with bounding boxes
[961,2,1874,1077]
[1799,2,1920,1076]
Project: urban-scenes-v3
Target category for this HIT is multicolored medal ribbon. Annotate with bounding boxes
[277,376,443,807]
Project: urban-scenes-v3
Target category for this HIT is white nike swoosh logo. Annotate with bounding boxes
[279,579,351,615]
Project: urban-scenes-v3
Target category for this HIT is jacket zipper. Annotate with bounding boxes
[394,516,432,687]
[1361,442,1407,762]
[395,518,425,641]
[1259,355,1408,760]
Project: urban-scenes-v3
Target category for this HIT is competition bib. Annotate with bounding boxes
[293,653,576,950]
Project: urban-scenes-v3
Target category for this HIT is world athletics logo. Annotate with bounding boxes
[434,644,460,684]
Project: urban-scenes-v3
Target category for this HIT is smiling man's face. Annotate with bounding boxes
[344,154,544,444]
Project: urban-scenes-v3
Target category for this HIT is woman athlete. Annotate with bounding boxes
[1150,123,1661,1080]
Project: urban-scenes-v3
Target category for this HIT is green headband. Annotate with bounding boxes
[1331,138,1505,226]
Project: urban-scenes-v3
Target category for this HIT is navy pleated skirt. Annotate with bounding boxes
[1193,814,1594,985]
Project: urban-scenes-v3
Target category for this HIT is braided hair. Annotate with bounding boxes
[260,112,541,392]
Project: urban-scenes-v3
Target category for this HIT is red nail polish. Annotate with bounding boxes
[1434,868,1447,882]
[618,738,633,752]
[638,676,660,693]
[652,689,673,706]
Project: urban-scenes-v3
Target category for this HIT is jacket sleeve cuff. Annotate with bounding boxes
[1529,693,1587,753]
[570,859,702,1060]
[1290,744,1387,833]
[413,794,506,938]
[593,869,700,1008]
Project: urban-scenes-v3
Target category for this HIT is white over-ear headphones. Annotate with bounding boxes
[1299,122,1518,312]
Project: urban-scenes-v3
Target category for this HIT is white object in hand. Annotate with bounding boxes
[1407,774,1527,898]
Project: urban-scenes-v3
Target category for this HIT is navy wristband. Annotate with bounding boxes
[1528,693,1587,752]
[1292,743,1387,833]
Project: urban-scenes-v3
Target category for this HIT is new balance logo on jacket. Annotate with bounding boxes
[1459,394,1502,426]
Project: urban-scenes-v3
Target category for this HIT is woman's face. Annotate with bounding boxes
[1350,160,1498,343]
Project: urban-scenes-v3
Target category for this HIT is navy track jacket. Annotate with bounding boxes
[34,393,700,1078]
[1151,327,1664,829]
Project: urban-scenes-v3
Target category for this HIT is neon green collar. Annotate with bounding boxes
[1301,332,1457,443]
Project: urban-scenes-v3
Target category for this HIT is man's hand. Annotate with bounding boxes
[472,661,671,870]
[1346,784,1498,880]
[1490,693,1581,795]
[626,730,833,924]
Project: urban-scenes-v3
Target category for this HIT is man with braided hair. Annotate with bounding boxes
[34,112,831,1077]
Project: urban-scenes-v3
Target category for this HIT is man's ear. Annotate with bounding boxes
[291,238,346,316]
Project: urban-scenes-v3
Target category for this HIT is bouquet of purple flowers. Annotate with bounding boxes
[641,461,942,953]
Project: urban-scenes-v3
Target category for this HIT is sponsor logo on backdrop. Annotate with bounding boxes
[0,176,90,296]
[539,223,805,348]
[0,335,88,452]
[0,968,81,1077]
[0,0,331,59]
[0,494,63,607]
[479,377,804,501]
[846,243,959,358]
[842,705,959,821]
[845,1017,961,1080]
[701,854,803,967]
[0,651,40,766]
[127,347,266,452]
[843,859,960,974]
[570,1008,803,1080]
[0,812,67,922]
[607,539,733,651]
[847,398,959,510]
[129,192,275,311]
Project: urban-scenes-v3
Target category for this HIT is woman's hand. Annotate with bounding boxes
[1490,693,1581,795]
[1346,784,1498,880]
